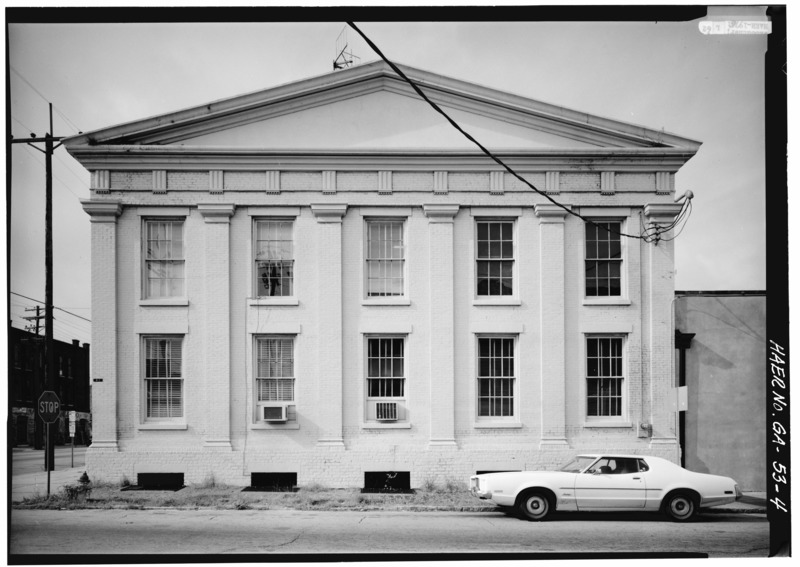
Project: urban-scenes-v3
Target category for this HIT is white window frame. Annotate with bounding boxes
[583,218,629,304]
[142,218,186,300]
[471,219,520,306]
[475,334,519,423]
[584,334,628,423]
[141,335,184,424]
[364,335,409,425]
[253,219,295,299]
[254,335,296,424]
[364,218,407,301]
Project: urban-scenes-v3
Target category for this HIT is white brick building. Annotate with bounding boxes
[66,61,699,488]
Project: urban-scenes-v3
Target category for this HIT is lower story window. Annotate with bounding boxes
[366,336,406,422]
[586,336,624,417]
[477,336,516,418]
[144,336,183,419]
[256,336,295,402]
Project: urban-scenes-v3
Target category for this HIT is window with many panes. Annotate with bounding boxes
[255,336,295,402]
[367,337,405,398]
[586,336,624,418]
[476,220,514,296]
[144,336,183,420]
[144,219,185,299]
[366,220,405,297]
[585,221,622,297]
[477,336,516,417]
[255,220,294,297]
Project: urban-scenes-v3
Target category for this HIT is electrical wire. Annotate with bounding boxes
[9,291,91,322]
[10,65,82,133]
[347,21,692,245]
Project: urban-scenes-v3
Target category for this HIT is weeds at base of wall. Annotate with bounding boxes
[13,484,491,512]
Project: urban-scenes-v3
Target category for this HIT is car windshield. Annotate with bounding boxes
[558,456,597,473]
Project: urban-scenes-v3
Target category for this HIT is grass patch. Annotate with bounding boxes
[13,482,495,512]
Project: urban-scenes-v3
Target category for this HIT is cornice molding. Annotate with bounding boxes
[66,147,699,173]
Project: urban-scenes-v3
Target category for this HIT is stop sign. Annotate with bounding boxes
[38,391,61,423]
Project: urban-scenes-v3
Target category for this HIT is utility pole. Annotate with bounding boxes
[10,103,64,471]
[23,305,43,335]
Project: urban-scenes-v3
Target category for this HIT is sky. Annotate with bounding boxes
[5,6,774,344]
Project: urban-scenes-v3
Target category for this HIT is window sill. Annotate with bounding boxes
[582,298,631,307]
[362,298,411,306]
[248,297,300,307]
[138,422,188,430]
[472,298,521,307]
[139,298,189,307]
[474,422,523,429]
[362,422,412,429]
[583,421,632,428]
[250,422,301,430]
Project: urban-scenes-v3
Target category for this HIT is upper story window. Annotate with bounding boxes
[585,222,622,297]
[143,336,183,420]
[144,219,185,299]
[586,336,624,418]
[476,220,514,296]
[366,220,405,297]
[255,220,294,297]
[477,336,517,418]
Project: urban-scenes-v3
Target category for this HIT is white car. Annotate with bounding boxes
[470,454,742,522]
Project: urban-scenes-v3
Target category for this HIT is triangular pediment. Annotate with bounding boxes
[63,61,701,154]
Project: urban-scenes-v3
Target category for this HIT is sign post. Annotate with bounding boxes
[69,411,76,467]
[38,391,61,496]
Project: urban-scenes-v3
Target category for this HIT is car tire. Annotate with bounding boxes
[517,490,553,521]
[663,491,697,522]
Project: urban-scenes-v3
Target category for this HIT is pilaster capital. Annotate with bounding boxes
[644,202,683,224]
[311,203,347,223]
[81,199,122,223]
[535,203,570,222]
[423,204,459,222]
[198,203,235,223]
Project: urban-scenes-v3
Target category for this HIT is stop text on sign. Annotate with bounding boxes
[40,400,60,414]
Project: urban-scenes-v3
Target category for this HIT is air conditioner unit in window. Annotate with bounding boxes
[376,402,398,421]
[258,402,289,422]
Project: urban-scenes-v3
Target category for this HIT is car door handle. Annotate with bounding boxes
[632,477,641,480]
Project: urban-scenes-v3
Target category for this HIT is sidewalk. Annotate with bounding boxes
[10,446,88,503]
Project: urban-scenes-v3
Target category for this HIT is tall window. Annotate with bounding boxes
[256,337,295,402]
[366,220,404,297]
[367,337,405,398]
[586,336,624,417]
[585,222,622,297]
[144,337,183,419]
[144,220,185,299]
[255,220,294,297]
[477,220,514,296]
[477,336,516,417]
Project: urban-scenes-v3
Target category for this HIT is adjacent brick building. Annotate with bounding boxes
[65,61,699,488]
[9,327,91,447]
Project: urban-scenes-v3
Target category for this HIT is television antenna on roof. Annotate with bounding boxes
[333,26,360,70]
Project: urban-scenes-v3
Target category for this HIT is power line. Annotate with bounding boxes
[9,291,91,322]
[10,65,82,133]
[347,22,691,244]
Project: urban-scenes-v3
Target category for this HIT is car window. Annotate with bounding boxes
[587,457,640,474]
[559,456,597,473]
[637,459,649,472]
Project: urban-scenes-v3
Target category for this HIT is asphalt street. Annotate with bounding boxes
[10,509,769,558]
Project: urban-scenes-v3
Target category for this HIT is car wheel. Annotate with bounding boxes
[518,491,552,521]
[663,491,697,522]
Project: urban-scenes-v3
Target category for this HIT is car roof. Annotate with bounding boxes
[577,454,656,460]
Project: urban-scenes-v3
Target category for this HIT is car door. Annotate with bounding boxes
[573,457,647,509]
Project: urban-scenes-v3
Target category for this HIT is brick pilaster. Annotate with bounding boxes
[535,204,570,448]
[198,204,235,449]
[423,204,459,447]
[81,200,122,450]
[311,204,347,447]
